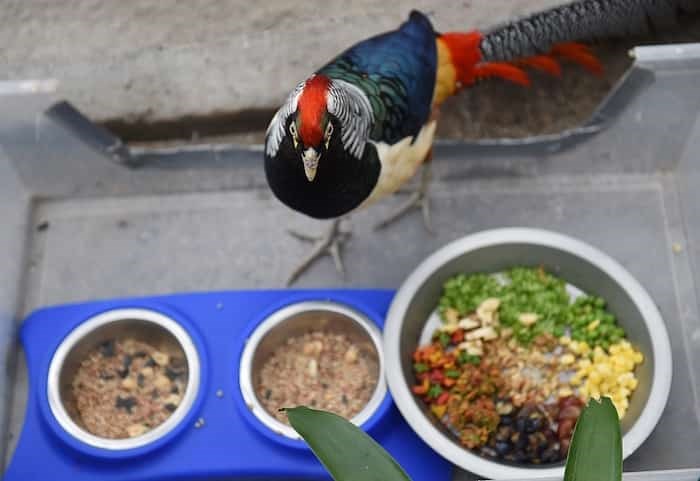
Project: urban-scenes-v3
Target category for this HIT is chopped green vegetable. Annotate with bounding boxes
[445,369,461,378]
[439,267,626,347]
[428,384,443,398]
[413,363,429,373]
[457,351,481,365]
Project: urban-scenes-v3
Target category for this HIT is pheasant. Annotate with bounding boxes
[264,0,698,284]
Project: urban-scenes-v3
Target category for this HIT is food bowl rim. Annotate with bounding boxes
[238,300,387,440]
[383,227,672,479]
[47,307,201,450]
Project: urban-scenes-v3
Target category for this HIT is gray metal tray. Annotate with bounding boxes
[2,44,700,480]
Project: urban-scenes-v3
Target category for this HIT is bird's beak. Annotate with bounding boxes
[302,148,320,182]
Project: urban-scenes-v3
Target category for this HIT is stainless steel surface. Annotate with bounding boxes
[47,308,200,450]
[384,228,672,480]
[1,43,700,479]
[239,301,386,439]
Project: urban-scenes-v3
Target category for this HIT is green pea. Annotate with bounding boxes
[413,363,429,373]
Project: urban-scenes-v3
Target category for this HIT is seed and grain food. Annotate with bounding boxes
[72,337,188,439]
[413,267,643,465]
[257,331,378,424]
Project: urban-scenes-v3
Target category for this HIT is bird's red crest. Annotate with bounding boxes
[297,74,331,147]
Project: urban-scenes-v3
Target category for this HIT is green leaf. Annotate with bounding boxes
[285,406,412,481]
[564,397,622,481]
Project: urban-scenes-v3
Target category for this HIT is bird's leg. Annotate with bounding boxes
[286,218,351,285]
[374,157,434,233]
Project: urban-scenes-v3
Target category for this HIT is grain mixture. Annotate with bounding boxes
[257,331,378,424]
[72,337,188,439]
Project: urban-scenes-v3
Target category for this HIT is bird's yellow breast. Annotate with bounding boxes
[432,38,459,107]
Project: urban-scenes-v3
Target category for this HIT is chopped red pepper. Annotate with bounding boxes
[436,392,450,405]
[442,377,456,388]
[429,369,445,383]
[451,329,465,343]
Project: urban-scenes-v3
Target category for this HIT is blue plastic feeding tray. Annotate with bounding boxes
[4,289,452,481]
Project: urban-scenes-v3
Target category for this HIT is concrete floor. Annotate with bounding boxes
[2,1,700,143]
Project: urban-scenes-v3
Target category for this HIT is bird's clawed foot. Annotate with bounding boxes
[286,218,351,286]
[374,165,433,233]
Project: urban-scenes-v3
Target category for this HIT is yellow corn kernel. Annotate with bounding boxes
[569,341,580,353]
[593,348,606,362]
[588,371,602,384]
[633,351,644,364]
[617,372,633,385]
[569,374,582,386]
[559,387,573,398]
[577,358,592,370]
[560,354,575,365]
[431,404,447,419]
[617,387,631,399]
[587,319,600,331]
[579,385,589,398]
[616,406,627,419]
[560,336,571,345]
[609,344,621,355]
[596,363,613,376]
[619,340,631,349]
[627,378,638,390]
[579,342,591,355]
[589,389,601,400]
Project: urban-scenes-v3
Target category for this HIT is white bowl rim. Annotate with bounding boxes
[383,227,673,480]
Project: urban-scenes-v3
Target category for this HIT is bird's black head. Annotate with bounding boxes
[264,75,380,219]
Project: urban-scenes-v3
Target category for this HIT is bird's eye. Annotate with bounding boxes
[325,122,333,139]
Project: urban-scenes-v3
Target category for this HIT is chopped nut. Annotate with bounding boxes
[439,323,461,333]
[496,401,514,415]
[307,358,318,377]
[457,317,480,330]
[154,375,171,390]
[478,298,501,313]
[164,394,181,406]
[458,340,484,356]
[465,326,498,341]
[518,313,539,326]
[121,377,137,390]
[344,347,358,363]
[152,352,170,366]
[140,367,154,378]
[127,424,148,437]
[444,308,460,324]
[499,327,513,338]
